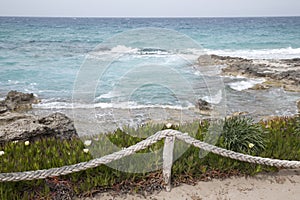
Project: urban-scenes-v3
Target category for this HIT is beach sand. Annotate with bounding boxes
[79,168,300,200]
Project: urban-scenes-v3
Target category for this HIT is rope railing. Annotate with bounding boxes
[1,129,300,191]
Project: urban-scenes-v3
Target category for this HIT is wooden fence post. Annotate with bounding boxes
[163,136,175,192]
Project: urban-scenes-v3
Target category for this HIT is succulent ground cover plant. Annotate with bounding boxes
[0,116,299,199]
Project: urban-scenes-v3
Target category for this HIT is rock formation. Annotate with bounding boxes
[195,99,212,115]
[196,99,211,111]
[207,55,300,92]
[0,90,40,112]
[0,91,78,144]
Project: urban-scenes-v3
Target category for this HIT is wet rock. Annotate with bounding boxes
[207,55,300,92]
[195,99,213,116]
[196,99,211,111]
[250,84,270,90]
[1,90,40,112]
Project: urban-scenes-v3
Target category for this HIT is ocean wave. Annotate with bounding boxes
[34,100,195,110]
[139,48,169,55]
[7,80,21,85]
[228,78,265,91]
[91,45,200,58]
[110,45,139,53]
[91,45,300,60]
[206,47,300,59]
[202,90,223,104]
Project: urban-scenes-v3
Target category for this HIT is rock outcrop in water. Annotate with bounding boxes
[0,91,78,144]
[0,90,40,112]
[195,99,212,115]
[206,55,300,92]
[196,99,211,111]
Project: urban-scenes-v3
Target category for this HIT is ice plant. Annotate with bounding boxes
[84,140,92,146]
[0,150,4,156]
[24,141,30,146]
[83,148,89,153]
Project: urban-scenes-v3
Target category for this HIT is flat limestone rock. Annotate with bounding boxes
[0,91,78,143]
[0,112,78,144]
[207,55,300,92]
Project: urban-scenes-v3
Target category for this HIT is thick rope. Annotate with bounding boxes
[0,130,299,182]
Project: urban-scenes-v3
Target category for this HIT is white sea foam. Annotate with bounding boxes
[228,78,265,91]
[206,47,300,59]
[111,45,139,53]
[7,80,20,84]
[96,91,119,99]
[202,90,223,104]
[91,45,203,62]
[34,100,195,110]
[92,45,300,61]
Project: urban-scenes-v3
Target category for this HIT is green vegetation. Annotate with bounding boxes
[221,117,265,155]
[0,116,299,199]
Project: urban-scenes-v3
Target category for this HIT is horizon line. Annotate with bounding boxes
[0,15,299,18]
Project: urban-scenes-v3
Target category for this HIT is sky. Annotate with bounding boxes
[0,0,299,17]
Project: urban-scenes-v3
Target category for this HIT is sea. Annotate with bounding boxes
[0,17,300,134]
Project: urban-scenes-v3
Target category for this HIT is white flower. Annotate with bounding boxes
[166,123,172,128]
[24,141,30,146]
[84,140,92,146]
[0,151,4,156]
[248,143,255,149]
[12,140,18,144]
[83,148,89,153]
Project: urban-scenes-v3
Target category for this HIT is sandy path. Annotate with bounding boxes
[79,168,300,200]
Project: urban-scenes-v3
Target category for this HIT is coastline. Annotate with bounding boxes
[26,55,300,130]
[206,55,300,92]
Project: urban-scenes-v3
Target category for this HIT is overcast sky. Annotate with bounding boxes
[0,0,299,17]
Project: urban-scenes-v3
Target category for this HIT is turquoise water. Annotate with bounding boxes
[0,17,299,119]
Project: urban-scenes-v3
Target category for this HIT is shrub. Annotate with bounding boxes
[220,116,265,154]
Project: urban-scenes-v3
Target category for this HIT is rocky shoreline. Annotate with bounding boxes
[0,91,77,144]
[205,55,300,92]
[1,55,300,144]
